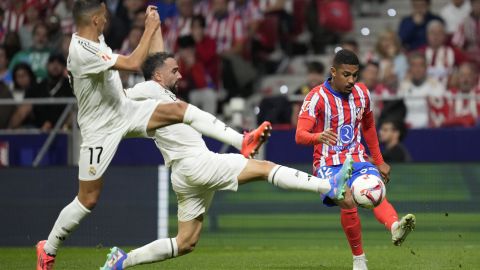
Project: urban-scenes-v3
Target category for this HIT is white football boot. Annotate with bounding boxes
[353,254,368,270]
[391,213,416,246]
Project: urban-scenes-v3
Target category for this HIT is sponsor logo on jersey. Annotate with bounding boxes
[300,100,311,114]
[355,107,365,120]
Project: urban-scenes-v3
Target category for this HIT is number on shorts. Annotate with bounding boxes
[88,147,103,164]
[318,167,333,178]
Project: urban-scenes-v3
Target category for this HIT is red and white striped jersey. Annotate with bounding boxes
[297,80,372,168]
[205,12,245,54]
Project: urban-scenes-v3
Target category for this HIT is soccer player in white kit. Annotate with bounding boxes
[35,1,288,269]
[99,52,355,270]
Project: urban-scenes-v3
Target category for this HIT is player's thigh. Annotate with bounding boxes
[237,159,276,184]
[174,152,248,190]
[78,132,123,181]
[147,101,188,131]
[174,187,215,226]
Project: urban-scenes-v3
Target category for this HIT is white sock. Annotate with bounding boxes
[353,253,366,259]
[44,197,91,255]
[267,165,332,194]
[391,221,400,233]
[183,104,243,150]
[122,238,178,268]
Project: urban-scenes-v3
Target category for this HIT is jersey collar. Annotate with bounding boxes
[323,78,349,99]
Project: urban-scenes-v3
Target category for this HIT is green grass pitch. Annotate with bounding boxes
[2,212,479,270]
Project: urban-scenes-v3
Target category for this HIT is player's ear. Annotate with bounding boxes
[330,66,336,78]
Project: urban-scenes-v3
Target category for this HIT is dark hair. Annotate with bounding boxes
[177,35,196,49]
[48,53,67,66]
[142,52,176,80]
[192,15,206,28]
[333,49,360,68]
[407,51,426,64]
[32,22,48,35]
[12,63,36,89]
[73,0,104,26]
[382,118,407,141]
[306,61,325,74]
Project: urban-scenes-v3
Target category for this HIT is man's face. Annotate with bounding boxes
[33,25,48,49]
[409,57,427,82]
[157,58,182,92]
[178,0,193,17]
[427,23,445,48]
[457,65,477,92]
[331,64,359,94]
[47,61,65,79]
[360,64,379,89]
[379,122,395,144]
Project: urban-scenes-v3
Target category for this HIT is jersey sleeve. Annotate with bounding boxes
[297,88,322,121]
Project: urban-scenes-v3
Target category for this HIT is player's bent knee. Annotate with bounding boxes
[177,238,198,255]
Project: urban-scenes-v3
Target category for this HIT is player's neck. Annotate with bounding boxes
[76,27,101,43]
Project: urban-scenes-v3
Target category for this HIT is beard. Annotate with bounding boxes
[166,81,178,93]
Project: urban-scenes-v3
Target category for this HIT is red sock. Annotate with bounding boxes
[373,198,399,230]
[340,208,363,256]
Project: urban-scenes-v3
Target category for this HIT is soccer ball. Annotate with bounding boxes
[351,174,386,209]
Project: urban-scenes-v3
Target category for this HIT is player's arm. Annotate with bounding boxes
[148,6,164,54]
[295,117,337,146]
[114,7,160,71]
[361,110,391,182]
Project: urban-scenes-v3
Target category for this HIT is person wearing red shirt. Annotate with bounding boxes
[295,49,416,270]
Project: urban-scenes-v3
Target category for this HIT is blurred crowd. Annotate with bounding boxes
[0,0,479,138]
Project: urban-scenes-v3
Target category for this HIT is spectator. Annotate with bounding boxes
[398,0,443,51]
[291,61,325,126]
[440,0,471,36]
[53,0,75,34]
[9,22,51,81]
[191,15,220,88]
[378,119,412,163]
[18,1,43,50]
[420,20,465,87]
[207,0,256,99]
[0,82,15,129]
[46,14,64,53]
[59,34,71,59]
[177,35,218,114]
[441,62,480,127]
[3,31,22,61]
[452,0,480,68]
[25,53,74,131]
[397,52,446,129]
[2,0,27,33]
[360,61,405,126]
[370,30,408,82]
[8,63,37,128]
[163,0,195,52]
[0,46,13,87]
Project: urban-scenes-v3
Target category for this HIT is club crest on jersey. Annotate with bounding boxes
[89,166,96,176]
[355,107,365,120]
[339,125,354,144]
[97,52,112,61]
[300,100,311,114]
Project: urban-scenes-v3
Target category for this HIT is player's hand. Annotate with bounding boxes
[377,162,391,184]
[317,128,337,146]
[146,5,157,16]
[145,7,160,32]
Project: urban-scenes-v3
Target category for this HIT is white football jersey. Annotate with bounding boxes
[125,81,208,166]
[67,33,124,135]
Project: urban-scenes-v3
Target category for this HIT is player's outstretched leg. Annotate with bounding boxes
[391,213,416,246]
[100,247,128,270]
[36,240,55,270]
[241,121,272,158]
[326,155,354,200]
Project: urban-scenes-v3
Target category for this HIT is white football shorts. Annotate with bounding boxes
[78,98,159,180]
[171,151,248,222]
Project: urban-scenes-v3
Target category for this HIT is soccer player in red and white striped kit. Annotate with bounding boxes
[296,49,416,270]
